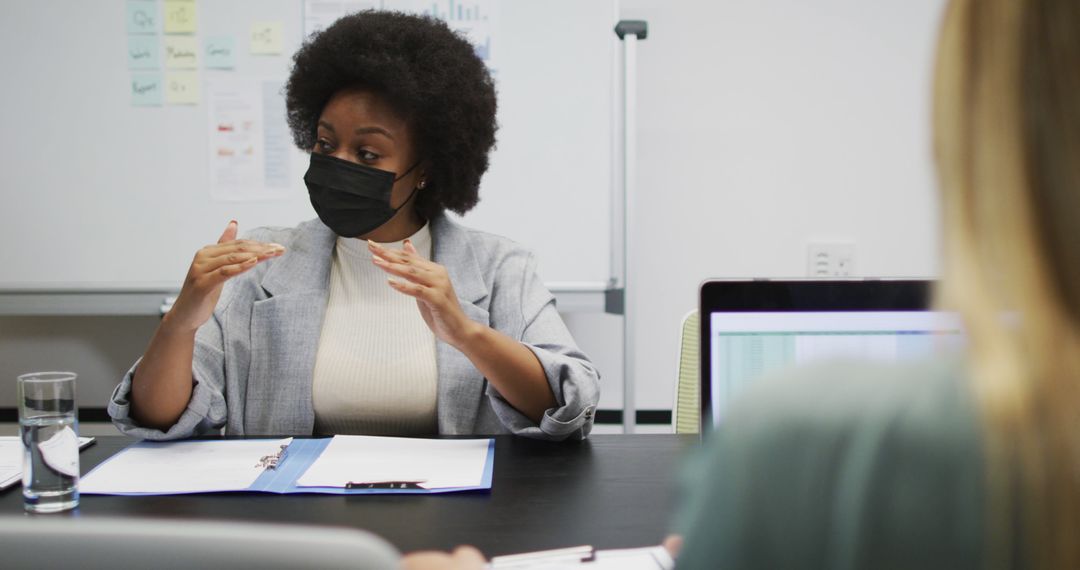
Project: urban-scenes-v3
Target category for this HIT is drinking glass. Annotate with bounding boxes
[18,372,79,513]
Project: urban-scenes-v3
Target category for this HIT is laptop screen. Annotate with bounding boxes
[700,280,963,430]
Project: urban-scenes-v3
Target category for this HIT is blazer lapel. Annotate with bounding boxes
[431,215,491,435]
[246,220,336,436]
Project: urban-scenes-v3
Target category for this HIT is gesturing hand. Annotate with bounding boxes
[166,221,285,333]
[368,239,477,349]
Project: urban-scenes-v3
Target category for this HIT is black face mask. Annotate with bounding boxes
[304,152,421,238]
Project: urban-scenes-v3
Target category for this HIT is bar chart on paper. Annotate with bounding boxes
[305,1,497,64]
[417,0,496,63]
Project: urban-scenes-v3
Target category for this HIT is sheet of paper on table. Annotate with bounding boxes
[295,435,490,490]
[488,545,675,570]
[79,438,291,494]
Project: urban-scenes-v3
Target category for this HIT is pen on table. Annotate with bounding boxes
[345,481,426,490]
[488,545,596,568]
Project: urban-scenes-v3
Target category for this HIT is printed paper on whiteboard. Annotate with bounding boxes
[387,0,499,68]
[207,79,293,201]
[303,0,383,40]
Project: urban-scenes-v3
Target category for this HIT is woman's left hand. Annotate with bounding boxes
[369,239,477,349]
[400,546,486,570]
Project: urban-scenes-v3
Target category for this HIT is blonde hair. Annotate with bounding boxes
[934,0,1080,567]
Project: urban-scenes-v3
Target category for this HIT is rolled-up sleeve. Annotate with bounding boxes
[108,313,230,440]
[484,252,600,441]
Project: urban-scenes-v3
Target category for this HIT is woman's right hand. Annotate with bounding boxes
[164,220,285,333]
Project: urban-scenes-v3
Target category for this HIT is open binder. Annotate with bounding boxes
[80,435,495,496]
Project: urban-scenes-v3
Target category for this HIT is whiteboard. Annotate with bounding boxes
[0,0,615,291]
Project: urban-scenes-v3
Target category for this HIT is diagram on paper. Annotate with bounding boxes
[207,79,292,201]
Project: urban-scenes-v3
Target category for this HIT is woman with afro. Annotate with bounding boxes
[109,11,600,442]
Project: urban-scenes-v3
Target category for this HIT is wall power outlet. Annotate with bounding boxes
[807,242,855,277]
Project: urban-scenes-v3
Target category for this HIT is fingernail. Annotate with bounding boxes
[229,220,237,226]
[367,239,377,248]
[372,255,385,264]
[269,243,284,249]
[404,239,411,245]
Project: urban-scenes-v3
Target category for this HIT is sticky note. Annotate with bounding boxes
[126,0,157,34]
[165,72,200,104]
[249,21,283,55]
[131,73,163,106]
[164,36,199,69]
[204,37,236,69]
[127,35,159,69]
[163,0,197,34]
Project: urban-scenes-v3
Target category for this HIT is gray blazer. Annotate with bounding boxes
[109,215,600,441]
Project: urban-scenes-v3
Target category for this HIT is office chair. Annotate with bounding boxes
[673,310,700,434]
[0,516,399,570]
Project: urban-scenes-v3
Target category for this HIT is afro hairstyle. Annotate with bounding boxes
[286,10,498,218]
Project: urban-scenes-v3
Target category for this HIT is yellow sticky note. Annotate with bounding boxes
[164,36,199,69]
[164,0,197,34]
[249,21,283,55]
[165,72,200,104]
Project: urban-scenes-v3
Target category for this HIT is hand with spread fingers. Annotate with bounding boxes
[168,221,287,333]
[368,236,557,423]
[130,220,285,431]
[368,238,477,350]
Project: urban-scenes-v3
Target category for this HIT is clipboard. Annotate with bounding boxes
[0,436,96,491]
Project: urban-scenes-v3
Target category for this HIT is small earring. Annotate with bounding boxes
[418,179,427,189]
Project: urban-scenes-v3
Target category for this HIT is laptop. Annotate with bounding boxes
[699,279,964,432]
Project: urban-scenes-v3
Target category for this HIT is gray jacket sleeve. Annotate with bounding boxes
[483,252,600,441]
[107,300,232,441]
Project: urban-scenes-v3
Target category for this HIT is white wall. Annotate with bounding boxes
[591,0,947,414]
[0,0,948,423]
[0,317,159,409]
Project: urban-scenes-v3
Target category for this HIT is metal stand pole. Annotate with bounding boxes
[612,20,647,434]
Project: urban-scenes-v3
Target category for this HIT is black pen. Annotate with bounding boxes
[345,481,426,490]
[488,545,596,568]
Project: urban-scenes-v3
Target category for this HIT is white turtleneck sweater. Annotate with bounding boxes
[311,223,439,436]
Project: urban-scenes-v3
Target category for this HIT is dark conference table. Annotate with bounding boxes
[1,434,698,557]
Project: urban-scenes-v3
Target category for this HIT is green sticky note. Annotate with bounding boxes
[204,36,236,69]
[131,73,163,106]
[126,0,157,34]
[128,35,159,69]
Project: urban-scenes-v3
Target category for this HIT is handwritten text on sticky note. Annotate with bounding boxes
[249,21,283,55]
[165,72,200,104]
[164,0,197,34]
[126,0,157,34]
[164,36,199,69]
[204,37,236,69]
[128,35,159,69]
[131,73,164,106]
